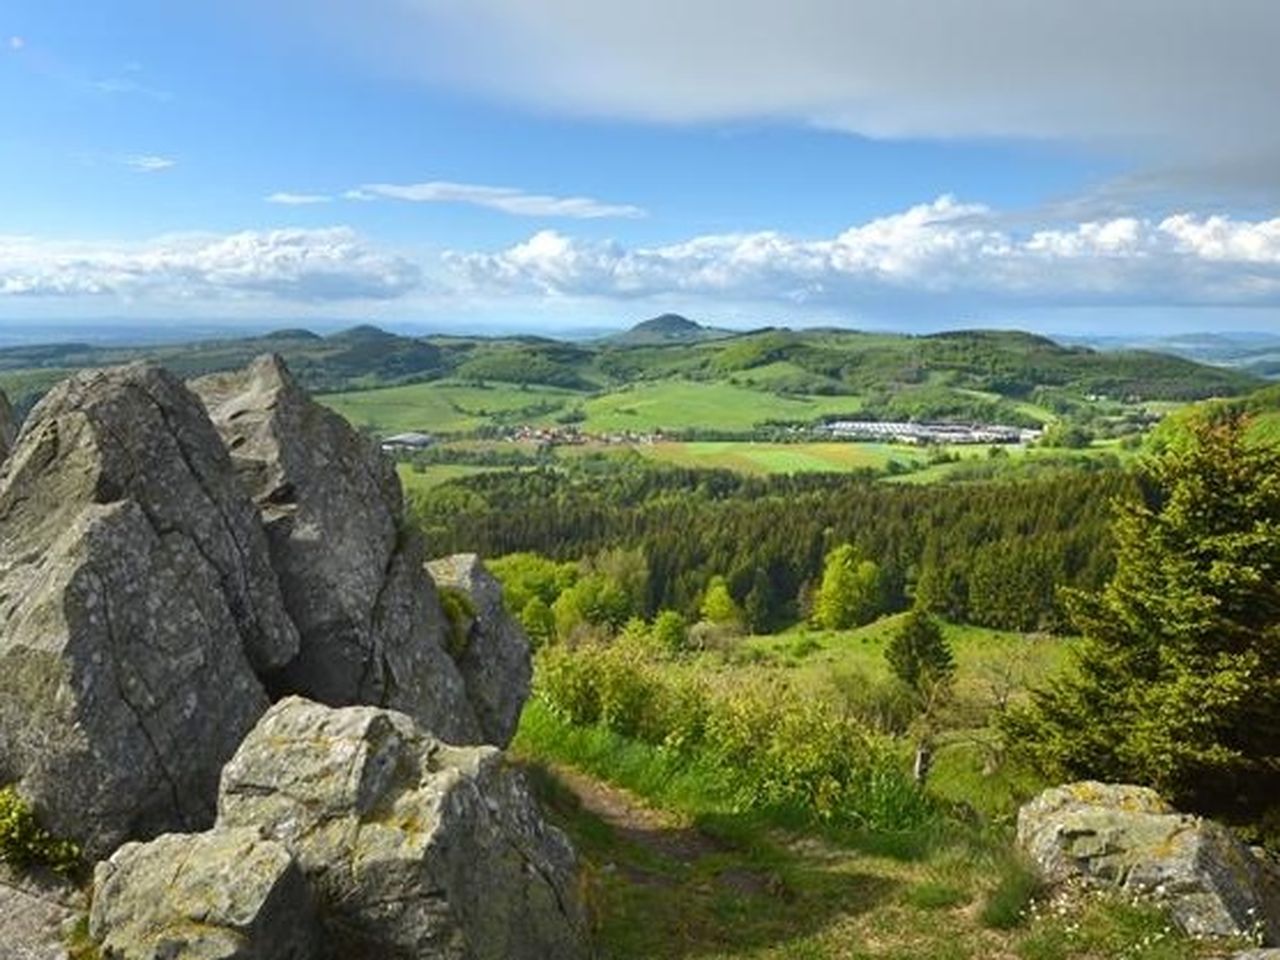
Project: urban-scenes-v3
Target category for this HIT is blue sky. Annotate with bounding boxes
[2,0,1279,336]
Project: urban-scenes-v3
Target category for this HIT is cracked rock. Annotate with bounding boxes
[90,828,318,960]
[192,355,480,744]
[1018,782,1280,943]
[426,554,532,748]
[215,697,589,960]
[0,388,16,466]
[0,363,297,857]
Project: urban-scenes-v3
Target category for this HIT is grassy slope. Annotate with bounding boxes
[514,612,1235,958]
[321,380,578,433]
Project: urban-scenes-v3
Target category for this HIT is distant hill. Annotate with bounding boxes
[0,321,1263,432]
[1065,331,1280,380]
[605,314,731,346]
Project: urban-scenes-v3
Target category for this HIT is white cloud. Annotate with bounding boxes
[0,227,420,302]
[7,35,24,51]
[266,191,332,205]
[446,197,1280,308]
[349,180,646,219]
[122,155,176,173]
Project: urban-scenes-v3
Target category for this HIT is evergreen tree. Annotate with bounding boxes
[885,609,955,693]
[1005,413,1280,822]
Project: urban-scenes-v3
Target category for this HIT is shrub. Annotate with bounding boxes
[436,586,475,659]
[534,647,934,831]
[0,786,80,874]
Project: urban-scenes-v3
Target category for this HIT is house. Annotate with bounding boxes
[380,431,436,452]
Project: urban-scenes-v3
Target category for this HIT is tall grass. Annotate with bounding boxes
[532,640,937,833]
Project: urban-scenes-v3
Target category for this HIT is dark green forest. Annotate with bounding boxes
[413,459,1132,634]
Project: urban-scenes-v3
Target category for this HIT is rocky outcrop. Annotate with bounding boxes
[215,697,589,960]
[426,554,532,747]
[1018,782,1280,943]
[0,364,298,856]
[0,389,16,465]
[193,356,480,744]
[0,864,85,960]
[91,828,318,960]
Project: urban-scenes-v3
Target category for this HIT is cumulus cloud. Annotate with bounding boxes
[347,180,646,219]
[266,191,332,205]
[122,154,176,173]
[0,227,420,302]
[275,0,1280,178]
[445,197,1280,308]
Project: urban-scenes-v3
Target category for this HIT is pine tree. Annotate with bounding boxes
[885,609,955,693]
[1005,412,1280,821]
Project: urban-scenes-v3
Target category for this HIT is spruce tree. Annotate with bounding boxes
[1005,412,1280,821]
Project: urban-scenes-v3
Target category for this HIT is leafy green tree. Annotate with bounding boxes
[813,544,885,630]
[650,610,688,656]
[519,596,556,649]
[701,575,743,627]
[885,609,955,693]
[1005,413,1280,821]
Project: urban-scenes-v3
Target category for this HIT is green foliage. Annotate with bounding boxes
[700,575,743,627]
[1006,412,1280,822]
[813,544,886,630]
[534,643,935,831]
[519,596,557,650]
[650,609,688,655]
[979,857,1041,930]
[436,587,475,659]
[0,786,81,874]
[885,609,956,693]
[486,551,579,613]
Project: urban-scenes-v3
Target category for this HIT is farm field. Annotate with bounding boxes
[320,379,578,433]
[578,380,865,433]
[632,440,931,474]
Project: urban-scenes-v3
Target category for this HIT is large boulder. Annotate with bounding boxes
[217,697,590,960]
[1018,782,1280,943]
[192,356,480,744]
[0,389,16,464]
[426,554,532,747]
[0,364,298,856]
[91,828,318,960]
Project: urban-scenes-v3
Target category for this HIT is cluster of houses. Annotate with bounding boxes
[820,420,1043,445]
[505,425,661,446]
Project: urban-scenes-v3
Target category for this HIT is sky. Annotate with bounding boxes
[1,0,1279,337]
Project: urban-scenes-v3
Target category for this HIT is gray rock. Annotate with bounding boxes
[218,697,590,960]
[0,389,16,465]
[1018,782,1280,943]
[91,828,318,960]
[426,554,532,748]
[193,356,480,744]
[0,864,85,960]
[0,364,297,856]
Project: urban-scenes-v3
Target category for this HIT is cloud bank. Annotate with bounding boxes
[447,197,1280,309]
[282,0,1280,179]
[0,227,420,302]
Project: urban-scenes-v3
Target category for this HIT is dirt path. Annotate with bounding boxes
[547,763,726,866]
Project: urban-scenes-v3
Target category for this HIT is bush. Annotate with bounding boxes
[0,786,81,874]
[436,586,475,659]
[534,645,934,831]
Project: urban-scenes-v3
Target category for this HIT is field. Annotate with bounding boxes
[631,441,927,473]
[321,380,578,434]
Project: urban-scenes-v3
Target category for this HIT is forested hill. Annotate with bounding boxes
[0,321,1260,421]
